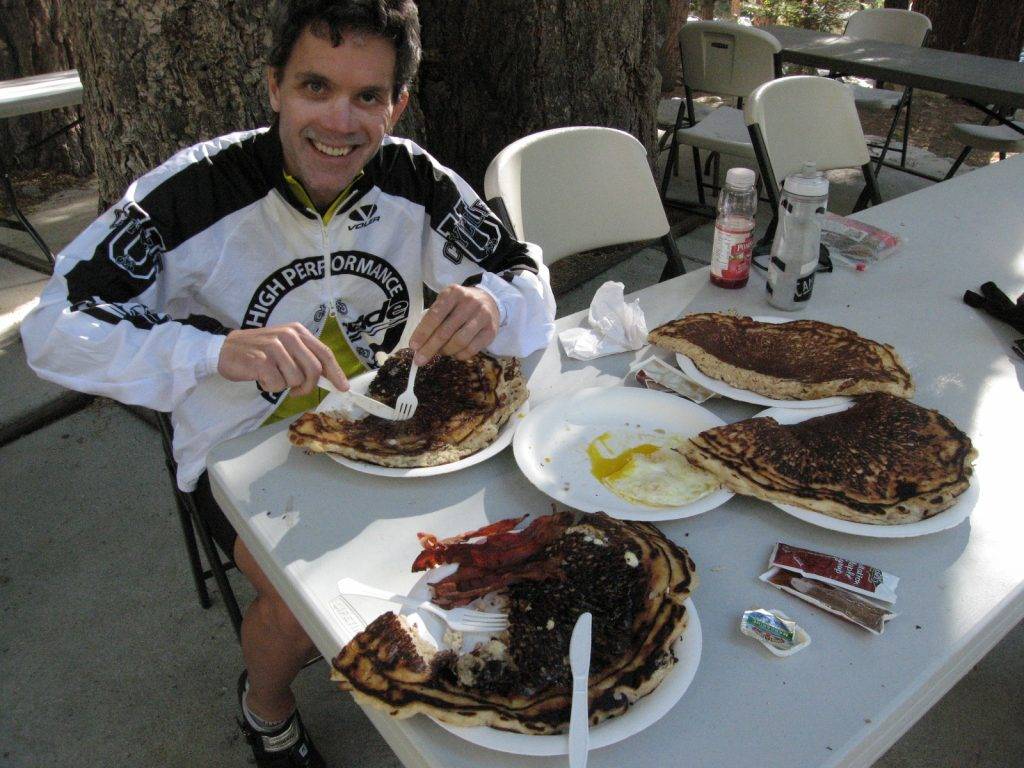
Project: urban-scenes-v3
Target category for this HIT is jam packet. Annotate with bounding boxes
[761,568,897,635]
[740,608,811,657]
[770,542,898,604]
[628,356,715,403]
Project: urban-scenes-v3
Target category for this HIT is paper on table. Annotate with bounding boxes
[558,281,648,360]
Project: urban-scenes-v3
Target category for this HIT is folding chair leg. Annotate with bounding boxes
[173,489,213,609]
[873,91,909,173]
[854,163,883,211]
[944,146,973,180]
[660,140,679,200]
[692,147,706,207]
[191,512,244,640]
[659,233,687,281]
[900,89,913,169]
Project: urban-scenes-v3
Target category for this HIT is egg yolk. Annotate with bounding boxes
[587,432,661,479]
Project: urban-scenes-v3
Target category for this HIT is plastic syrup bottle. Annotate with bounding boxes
[766,162,829,310]
[709,167,757,289]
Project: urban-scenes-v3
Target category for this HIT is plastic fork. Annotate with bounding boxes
[337,577,508,633]
[394,360,419,420]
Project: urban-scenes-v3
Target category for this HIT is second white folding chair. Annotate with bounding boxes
[660,20,781,211]
[744,75,883,249]
[484,126,686,282]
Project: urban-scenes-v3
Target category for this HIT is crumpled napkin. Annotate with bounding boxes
[558,281,648,360]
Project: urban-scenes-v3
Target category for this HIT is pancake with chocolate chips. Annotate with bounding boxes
[330,512,697,734]
[678,393,975,524]
[648,313,914,400]
[289,349,527,467]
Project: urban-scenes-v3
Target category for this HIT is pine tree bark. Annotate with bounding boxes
[914,0,1024,61]
[0,0,92,175]
[415,0,661,191]
[657,1,691,94]
[62,0,276,207]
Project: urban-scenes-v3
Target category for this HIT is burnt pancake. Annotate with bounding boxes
[289,349,527,467]
[678,393,975,524]
[330,513,697,734]
[648,313,914,400]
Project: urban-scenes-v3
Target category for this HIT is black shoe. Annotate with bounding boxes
[237,671,326,768]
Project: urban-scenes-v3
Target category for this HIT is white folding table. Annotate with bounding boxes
[208,155,1024,768]
[0,69,83,270]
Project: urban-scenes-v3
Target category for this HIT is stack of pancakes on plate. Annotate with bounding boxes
[648,312,914,400]
[331,512,697,734]
[289,349,526,467]
[649,313,975,525]
[678,392,975,524]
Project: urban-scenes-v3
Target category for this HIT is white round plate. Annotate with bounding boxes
[674,315,853,410]
[315,372,528,478]
[758,402,977,538]
[403,565,701,756]
[512,387,734,521]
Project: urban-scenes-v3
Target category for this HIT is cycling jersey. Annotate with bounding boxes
[21,127,555,490]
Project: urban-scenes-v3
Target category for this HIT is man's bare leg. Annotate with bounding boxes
[234,536,317,721]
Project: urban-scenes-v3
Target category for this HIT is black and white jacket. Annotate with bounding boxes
[21,128,555,489]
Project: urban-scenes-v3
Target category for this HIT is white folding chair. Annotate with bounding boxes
[840,8,932,172]
[944,108,1024,179]
[660,20,781,210]
[744,76,882,249]
[484,126,686,282]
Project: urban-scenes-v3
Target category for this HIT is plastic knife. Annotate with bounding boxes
[568,611,592,768]
[317,376,401,421]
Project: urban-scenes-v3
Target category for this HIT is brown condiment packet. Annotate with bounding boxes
[760,567,897,635]
[771,542,899,604]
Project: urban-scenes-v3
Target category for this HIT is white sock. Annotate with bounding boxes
[242,682,299,751]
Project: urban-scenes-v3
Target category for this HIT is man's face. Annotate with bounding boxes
[269,27,409,210]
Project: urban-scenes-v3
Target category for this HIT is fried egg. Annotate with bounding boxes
[587,431,720,508]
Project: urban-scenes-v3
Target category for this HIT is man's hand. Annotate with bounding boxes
[409,285,500,365]
[217,324,348,396]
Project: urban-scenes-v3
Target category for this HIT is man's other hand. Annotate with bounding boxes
[409,285,499,365]
[217,324,348,396]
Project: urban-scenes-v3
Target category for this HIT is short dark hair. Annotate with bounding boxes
[269,0,421,100]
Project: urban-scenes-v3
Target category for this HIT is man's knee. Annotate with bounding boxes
[234,538,311,644]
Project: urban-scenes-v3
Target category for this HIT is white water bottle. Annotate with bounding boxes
[766,162,829,311]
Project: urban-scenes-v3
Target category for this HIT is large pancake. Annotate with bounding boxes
[648,313,914,400]
[289,350,527,467]
[678,393,975,524]
[330,513,697,734]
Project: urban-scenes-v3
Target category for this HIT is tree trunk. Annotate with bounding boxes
[962,0,1024,61]
[62,0,276,207]
[729,0,743,18]
[884,1,910,8]
[657,0,691,94]
[697,0,715,20]
[915,0,1024,61]
[416,0,661,191]
[0,0,92,176]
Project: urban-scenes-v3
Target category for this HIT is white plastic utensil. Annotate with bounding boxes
[394,360,419,420]
[337,577,508,633]
[317,376,401,421]
[568,612,593,768]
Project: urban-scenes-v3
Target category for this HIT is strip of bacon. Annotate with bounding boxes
[430,559,564,608]
[412,514,529,571]
[412,513,571,573]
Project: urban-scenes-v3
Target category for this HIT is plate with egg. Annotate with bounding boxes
[512,386,734,521]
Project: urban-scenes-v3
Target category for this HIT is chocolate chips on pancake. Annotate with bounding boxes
[330,513,698,734]
[289,349,527,467]
[649,313,914,400]
[679,393,975,525]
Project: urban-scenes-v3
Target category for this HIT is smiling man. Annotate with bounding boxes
[21,2,555,766]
